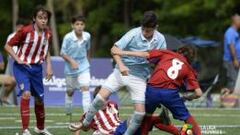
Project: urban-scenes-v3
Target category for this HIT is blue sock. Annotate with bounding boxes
[124,111,145,135]
[82,94,105,126]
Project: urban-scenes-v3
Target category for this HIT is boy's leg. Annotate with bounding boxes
[82,70,122,128]
[78,72,91,113]
[124,75,146,135]
[21,91,31,131]
[186,115,202,135]
[65,76,78,115]
[82,88,111,127]
[159,90,201,135]
[13,63,31,131]
[34,97,45,130]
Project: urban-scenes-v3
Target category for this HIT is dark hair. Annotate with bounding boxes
[177,45,195,64]
[71,15,86,24]
[33,5,51,22]
[141,11,158,28]
[93,86,102,98]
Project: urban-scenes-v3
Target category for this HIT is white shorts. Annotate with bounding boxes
[66,72,91,91]
[102,69,146,103]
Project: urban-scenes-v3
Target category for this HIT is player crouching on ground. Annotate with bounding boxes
[111,46,203,135]
[69,86,180,135]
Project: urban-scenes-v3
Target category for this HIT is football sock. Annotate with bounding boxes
[82,91,91,113]
[20,98,30,130]
[186,115,202,135]
[82,94,105,126]
[153,116,179,135]
[124,111,145,135]
[35,103,45,130]
[65,93,73,114]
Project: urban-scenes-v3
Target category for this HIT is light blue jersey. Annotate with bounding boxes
[60,30,91,76]
[115,27,167,80]
[224,26,240,62]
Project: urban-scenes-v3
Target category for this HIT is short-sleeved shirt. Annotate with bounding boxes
[147,50,200,90]
[223,26,240,61]
[60,30,91,76]
[115,27,167,80]
[7,24,52,64]
[6,32,18,53]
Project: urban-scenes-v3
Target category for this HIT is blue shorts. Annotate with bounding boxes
[145,85,190,121]
[13,62,44,100]
[114,121,141,135]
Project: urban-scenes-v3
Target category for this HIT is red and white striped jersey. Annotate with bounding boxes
[7,24,52,64]
[81,101,121,135]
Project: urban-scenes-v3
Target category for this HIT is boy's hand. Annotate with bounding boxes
[233,58,239,68]
[71,60,79,70]
[111,47,123,56]
[119,65,129,76]
[46,65,53,81]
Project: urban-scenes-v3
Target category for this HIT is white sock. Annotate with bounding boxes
[65,93,73,114]
[82,91,91,113]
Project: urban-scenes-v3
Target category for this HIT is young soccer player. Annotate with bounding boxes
[60,15,91,114]
[76,11,167,135]
[111,46,203,135]
[69,86,180,135]
[5,6,53,135]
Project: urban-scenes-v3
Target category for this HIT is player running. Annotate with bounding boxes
[69,86,180,135]
[76,11,167,135]
[111,46,203,135]
[5,6,53,135]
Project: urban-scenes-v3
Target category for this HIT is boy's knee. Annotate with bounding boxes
[67,90,74,96]
[22,91,31,99]
[35,98,44,105]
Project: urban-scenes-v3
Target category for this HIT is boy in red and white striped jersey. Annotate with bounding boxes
[69,86,180,135]
[5,6,53,135]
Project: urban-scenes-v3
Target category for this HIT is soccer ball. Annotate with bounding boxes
[181,124,193,135]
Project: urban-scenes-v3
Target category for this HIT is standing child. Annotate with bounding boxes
[60,15,91,114]
[77,11,167,135]
[5,6,53,135]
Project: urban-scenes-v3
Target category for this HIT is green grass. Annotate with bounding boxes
[0,107,240,135]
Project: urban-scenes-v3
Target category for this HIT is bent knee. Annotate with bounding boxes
[22,91,31,99]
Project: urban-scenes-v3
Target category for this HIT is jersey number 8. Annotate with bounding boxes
[167,58,184,79]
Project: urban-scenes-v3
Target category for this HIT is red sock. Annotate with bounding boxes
[141,116,153,135]
[152,116,179,135]
[35,103,45,130]
[186,116,202,135]
[20,98,30,130]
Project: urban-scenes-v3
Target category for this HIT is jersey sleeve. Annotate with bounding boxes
[60,35,69,55]
[86,34,91,50]
[147,50,164,64]
[185,69,200,90]
[7,28,25,47]
[225,30,237,46]
[115,29,135,49]
[158,36,167,50]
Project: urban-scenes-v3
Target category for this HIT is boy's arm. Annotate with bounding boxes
[183,88,202,101]
[45,52,53,81]
[61,54,79,70]
[111,45,129,76]
[230,44,239,68]
[111,46,149,58]
[5,44,23,64]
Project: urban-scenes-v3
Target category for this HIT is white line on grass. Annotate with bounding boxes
[1,125,240,130]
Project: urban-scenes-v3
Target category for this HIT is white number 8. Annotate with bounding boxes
[167,58,184,79]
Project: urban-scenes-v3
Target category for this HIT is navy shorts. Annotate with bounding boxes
[114,121,141,135]
[13,62,44,100]
[145,85,190,121]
